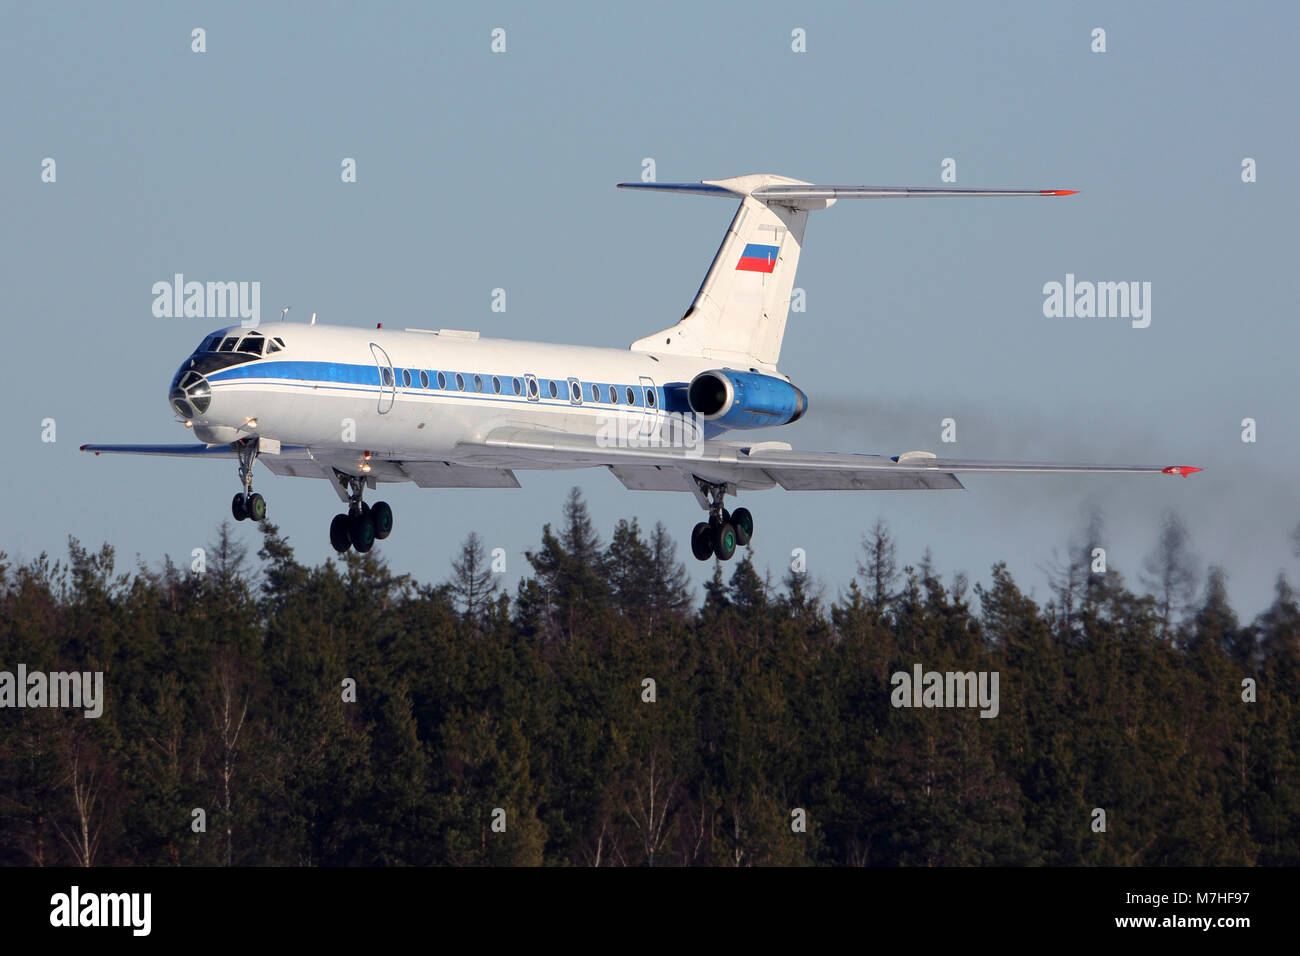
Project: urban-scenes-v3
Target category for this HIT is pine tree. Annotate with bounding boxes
[450,532,499,631]
[857,517,898,612]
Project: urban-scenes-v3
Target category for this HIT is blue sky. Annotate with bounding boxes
[2,1,1296,616]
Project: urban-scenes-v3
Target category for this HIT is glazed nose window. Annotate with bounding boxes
[170,370,212,417]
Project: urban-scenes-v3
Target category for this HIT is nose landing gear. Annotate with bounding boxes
[230,437,267,522]
[689,478,754,562]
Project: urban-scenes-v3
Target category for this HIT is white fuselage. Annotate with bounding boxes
[181,324,756,461]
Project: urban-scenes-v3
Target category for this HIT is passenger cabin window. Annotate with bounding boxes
[608,386,617,404]
[437,372,446,389]
[548,381,558,399]
[626,387,635,405]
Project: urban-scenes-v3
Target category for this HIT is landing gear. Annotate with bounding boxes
[691,522,714,561]
[328,469,393,554]
[689,478,754,562]
[370,501,393,540]
[731,507,753,546]
[712,521,737,561]
[329,514,351,553]
[230,438,267,522]
[349,510,376,553]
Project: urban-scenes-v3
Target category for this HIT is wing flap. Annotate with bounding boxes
[399,461,520,489]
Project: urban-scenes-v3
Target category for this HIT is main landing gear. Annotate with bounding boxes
[689,477,754,562]
[329,471,393,554]
[230,437,267,522]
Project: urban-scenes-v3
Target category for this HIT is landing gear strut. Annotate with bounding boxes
[689,477,754,562]
[329,470,393,554]
[230,437,266,522]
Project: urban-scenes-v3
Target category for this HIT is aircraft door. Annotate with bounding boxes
[371,343,396,414]
[639,375,660,442]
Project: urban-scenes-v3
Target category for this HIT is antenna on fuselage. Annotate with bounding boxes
[280,306,291,322]
[311,312,317,325]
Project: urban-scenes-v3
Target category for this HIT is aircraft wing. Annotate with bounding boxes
[79,441,520,489]
[452,427,1201,493]
[81,434,1200,494]
[81,443,314,460]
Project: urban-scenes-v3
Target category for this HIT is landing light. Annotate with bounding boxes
[245,418,259,429]
[184,420,193,429]
[360,462,372,474]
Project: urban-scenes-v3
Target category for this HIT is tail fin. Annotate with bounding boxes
[621,174,1075,370]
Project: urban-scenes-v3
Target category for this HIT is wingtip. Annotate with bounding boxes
[1043,189,1079,196]
[1162,465,1203,477]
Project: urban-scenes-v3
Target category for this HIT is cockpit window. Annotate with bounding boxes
[266,338,283,353]
[198,334,220,352]
[238,334,264,356]
[218,336,238,352]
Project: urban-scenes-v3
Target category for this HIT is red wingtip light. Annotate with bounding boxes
[1162,466,1203,477]
[1044,189,1078,196]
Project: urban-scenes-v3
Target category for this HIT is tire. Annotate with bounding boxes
[690,522,714,561]
[731,507,753,546]
[713,522,737,561]
[231,494,247,521]
[246,492,267,522]
[371,501,393,539]
[329,514,351,553]
[349,511,376,553]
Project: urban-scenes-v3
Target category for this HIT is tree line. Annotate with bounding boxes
[0,489,1296,866]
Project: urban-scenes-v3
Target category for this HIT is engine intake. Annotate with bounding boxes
[687,370,807,430]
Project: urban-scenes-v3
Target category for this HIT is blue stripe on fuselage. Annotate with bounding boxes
[208,360,378,386]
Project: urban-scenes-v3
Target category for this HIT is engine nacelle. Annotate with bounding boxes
[687,369,807,430]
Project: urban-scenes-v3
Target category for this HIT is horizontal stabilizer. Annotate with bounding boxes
[623,173,1076,370]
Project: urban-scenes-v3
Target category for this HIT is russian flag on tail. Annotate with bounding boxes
[736,242,779,273]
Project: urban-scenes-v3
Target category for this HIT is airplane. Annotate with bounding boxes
[82,173,1201,562]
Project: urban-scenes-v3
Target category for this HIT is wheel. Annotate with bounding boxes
[349,511,376,553]
[713,522,737,561]
[731,507,753,546]
[690,522,714,561]
[371,501,393,539]
[360,501,371,518]
[246,493,266,522]
[329,514,351,553]
[231,493,247,521]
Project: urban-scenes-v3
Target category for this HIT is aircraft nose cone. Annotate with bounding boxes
[169,367,212,419]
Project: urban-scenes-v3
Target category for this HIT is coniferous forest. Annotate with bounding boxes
[1,489,1297,867]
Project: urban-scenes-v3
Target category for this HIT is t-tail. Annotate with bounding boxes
[620,174,1076,372]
